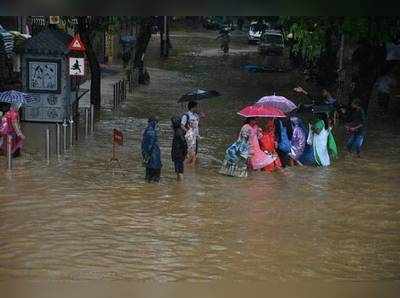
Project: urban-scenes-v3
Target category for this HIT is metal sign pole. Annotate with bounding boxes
[69,118,74,147]
[63,119,67,153]
[85,108,89,138]
[75,76,80,141]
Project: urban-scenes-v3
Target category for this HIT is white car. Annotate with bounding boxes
[247,21,266,44]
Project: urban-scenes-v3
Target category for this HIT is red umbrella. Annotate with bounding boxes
[237,104,286,118]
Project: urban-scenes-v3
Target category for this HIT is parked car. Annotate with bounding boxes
[247,21,268,44]
[258,29,285,55]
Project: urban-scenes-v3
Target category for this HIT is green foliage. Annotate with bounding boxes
[282,16,400,64]
[61,16,145,35]
[288,18,326,63]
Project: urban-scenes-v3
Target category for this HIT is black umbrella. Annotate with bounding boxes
[177,89,221,103]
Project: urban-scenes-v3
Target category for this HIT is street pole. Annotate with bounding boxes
[56,123,61,159]
[75,76,80,141]
[90,104,95,134]
[69,118,73,147]
[63,119,67,153]
[85,108,89,138]
[7,135,12,171]
[46,128,50,165]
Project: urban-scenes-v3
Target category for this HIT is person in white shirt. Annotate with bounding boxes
[181,101,201,165]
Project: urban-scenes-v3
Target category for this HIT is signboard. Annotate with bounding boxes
[68,34,86,52]
[49,16,60,24]
[69,57,85,76]
[26,58,61,94]
[78,89,91,108]
[113,129,123,145]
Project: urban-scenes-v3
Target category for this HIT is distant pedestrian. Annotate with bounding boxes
[345,99,367,157]
[374,71,396,115]
[141,117,162,182]
[171,116,188,181]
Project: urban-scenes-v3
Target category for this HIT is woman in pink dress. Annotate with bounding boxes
[0,103,25,157]
[242,117,275,171]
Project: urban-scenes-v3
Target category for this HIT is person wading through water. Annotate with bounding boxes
[141,117,162,182]
[0,103,25,158]
[181,101,202,166]
[344,99,367,157]
[171,116,188,181]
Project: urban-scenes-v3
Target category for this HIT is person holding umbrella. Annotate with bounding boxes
[181,101,202,166]
[177,89,220,165]
[237,105,286,171]
[0,103,25,158]
[0,90,34,158]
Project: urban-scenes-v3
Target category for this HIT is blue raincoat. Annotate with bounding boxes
[141,120,162,169]
[277,120,291,153]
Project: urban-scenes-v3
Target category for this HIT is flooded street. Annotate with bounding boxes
[1,31,400,281]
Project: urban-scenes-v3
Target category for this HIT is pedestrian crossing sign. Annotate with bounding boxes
[69,57,85,76]
[68,34,86,52]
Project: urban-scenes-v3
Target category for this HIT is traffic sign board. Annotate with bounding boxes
[69,57,85,76]
[68,34,86,52]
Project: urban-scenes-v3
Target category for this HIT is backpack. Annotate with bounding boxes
[181,113,190,130]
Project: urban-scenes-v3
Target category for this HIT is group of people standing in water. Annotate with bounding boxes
[220,97,366,178]
[219,116,337,178]
[141,101,202,182]
[141,91,367,182]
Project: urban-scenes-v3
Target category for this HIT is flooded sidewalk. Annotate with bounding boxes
[1,31,400,281]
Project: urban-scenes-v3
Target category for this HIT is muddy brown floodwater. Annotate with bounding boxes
[0,31,400,281]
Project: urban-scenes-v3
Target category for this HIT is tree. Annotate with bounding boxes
[281,17,400,111]
[131,17,155,84]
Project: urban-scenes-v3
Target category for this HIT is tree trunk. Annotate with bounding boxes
[160,31,164,57]
[159,16,171,58]
[350,42,386,112]
[77,17,101,109]
[166,16,171,54]
[133,17,154,84]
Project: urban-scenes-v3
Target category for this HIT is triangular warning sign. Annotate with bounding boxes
[68,34,86,52]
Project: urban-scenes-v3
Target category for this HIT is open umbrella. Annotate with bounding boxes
[0,90,35,105]
[238,105,286,118]
[256,95,297,113]
[178,89,221,103]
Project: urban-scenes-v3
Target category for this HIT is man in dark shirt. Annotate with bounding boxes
[171,116,188,181]
[345,99,367,157]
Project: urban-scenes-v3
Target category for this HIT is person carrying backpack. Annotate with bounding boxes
[181,101,201,166]
[171,116,188,181]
